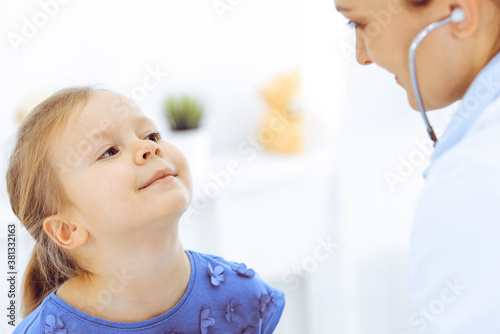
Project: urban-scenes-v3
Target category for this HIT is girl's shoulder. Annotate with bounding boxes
[12,292,62,334]
[185,250,285,333]
[13,252,286,334]
[188,249,279,290]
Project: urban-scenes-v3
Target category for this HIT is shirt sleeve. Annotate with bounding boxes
[261,288,286,334]
[410,135,500,333]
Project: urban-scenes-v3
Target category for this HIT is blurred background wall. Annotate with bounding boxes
[0,0,455,333]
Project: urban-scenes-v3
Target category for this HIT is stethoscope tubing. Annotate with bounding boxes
[409,15,455,145]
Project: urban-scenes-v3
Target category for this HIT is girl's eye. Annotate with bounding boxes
[99,146,119,160]
[97,132,161,160]
[146,131,162,142]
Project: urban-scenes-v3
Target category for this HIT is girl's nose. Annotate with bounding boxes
[134,140,164,165]
[355,32,373,66]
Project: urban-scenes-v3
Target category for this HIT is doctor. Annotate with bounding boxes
[335,0,500,332]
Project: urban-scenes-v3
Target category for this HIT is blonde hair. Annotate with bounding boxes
[6,87,95,317]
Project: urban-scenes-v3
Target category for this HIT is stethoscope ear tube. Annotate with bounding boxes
[408,8,465,146]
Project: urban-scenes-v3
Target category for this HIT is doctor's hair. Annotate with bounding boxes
[6,87,96,317]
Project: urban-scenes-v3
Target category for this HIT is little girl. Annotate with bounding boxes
[7,87,285,333]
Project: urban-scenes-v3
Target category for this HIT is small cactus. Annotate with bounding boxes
[164,96,204,131]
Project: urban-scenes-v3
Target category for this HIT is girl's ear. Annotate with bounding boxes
[43,215,88,250]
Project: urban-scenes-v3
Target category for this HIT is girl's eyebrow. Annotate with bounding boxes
[93,116,154,142]
[134,115,155,126]
[85,116,156,159]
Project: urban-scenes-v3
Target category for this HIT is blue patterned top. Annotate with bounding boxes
[13,250,285,334]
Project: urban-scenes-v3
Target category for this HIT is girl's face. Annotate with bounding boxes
[53,91,193,240]
[336,0,475,110]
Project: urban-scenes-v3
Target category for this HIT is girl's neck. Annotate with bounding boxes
[56,234,191,322]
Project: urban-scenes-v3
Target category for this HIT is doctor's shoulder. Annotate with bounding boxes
[424,97,500,203]
[469,93,500,139]
[460,94,500,162]
[438,95,500,164]
[188,250,286,332]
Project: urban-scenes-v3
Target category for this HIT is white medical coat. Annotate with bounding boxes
[410,51,500,333]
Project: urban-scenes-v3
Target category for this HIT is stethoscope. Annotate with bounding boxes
[409,8,466,145]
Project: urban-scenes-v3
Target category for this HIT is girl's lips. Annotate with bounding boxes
[145,174,175,188]
[140,168,177,190]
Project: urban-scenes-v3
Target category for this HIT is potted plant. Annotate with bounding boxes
[165,96,204,131]
[163,95,210,182]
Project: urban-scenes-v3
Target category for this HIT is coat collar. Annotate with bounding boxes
[423,51,500,179]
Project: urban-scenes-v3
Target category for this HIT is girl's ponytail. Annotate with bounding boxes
[22,239,83,316]
[6,87,94,317]
[22,244,46,316]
